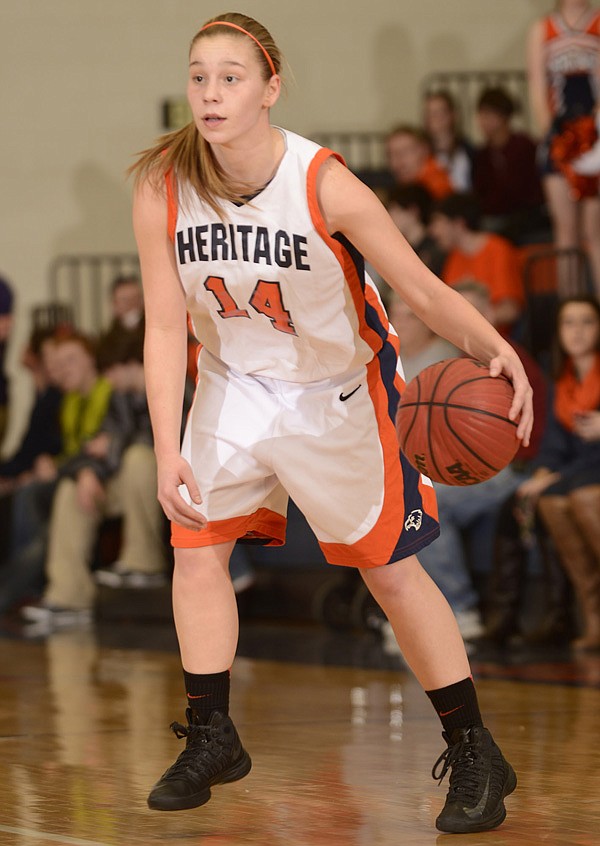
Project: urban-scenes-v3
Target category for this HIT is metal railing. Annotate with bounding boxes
[312,69,531,175]
[421,69,531,135]
[521,246,592,368]
[48,254,140,334]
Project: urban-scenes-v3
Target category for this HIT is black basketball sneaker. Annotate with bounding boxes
[147,709,252,811]
[432,725,517,833]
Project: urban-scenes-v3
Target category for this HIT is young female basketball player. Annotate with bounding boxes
[131,13,533,834]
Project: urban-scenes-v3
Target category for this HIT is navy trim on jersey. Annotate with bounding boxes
[331,232,440,564]
[331,233,399,421]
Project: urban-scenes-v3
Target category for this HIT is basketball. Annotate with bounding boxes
[396,357,520,485]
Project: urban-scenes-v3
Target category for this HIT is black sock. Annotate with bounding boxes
[426,676,483,735]
[183,669,230,722]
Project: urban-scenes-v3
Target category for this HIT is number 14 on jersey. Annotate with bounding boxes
[204,275,297,336]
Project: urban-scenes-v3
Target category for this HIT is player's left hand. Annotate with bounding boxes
[489,353,533,447]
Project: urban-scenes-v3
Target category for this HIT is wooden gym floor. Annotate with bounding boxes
[0,619,599,846]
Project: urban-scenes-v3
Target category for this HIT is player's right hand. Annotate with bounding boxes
[157,455,207,530]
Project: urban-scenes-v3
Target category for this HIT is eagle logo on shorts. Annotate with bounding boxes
[404,509,423,531]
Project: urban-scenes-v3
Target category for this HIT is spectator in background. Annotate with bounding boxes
[100,274,145,352]
[0,328,62,493]
[386,184,447,277]
[0,330,63,613]
[20,333,169,629]
[414,280,548,642]
[0,275,14,447]
[423,90,474,192]
[528,0,600,295]
[0,332,111,618]
[430,193,525,334]
[388,293,459,384]
[385,125,453,200]
[473,87,547,245]
[517,295,600,651]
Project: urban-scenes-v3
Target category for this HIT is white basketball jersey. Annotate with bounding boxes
[171,128,396,383]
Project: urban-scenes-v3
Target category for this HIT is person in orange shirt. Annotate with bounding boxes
[430,193,525,332]
[385,125,453,199]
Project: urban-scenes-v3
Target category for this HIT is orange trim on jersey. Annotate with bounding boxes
[171,507,286,548]
[544,15,560,40]
[544,10,600,40]
[306,153,437,567]
[306,149,386,358]
[165,168,178,244]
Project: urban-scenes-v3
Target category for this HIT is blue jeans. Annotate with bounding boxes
[417,467,524,613]
[0,479,57,614]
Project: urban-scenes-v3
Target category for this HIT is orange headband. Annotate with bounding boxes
[199,21,277,77]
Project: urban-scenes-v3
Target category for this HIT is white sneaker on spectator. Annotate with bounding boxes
[231,571,255,594]
[21,602,92,627]
[94,562,167,589]
[380,619,408,662]
[454,609,485,641]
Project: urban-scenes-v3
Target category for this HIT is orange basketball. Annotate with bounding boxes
[396,357,520,485]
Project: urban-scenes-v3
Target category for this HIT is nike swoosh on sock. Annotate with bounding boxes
[439,704,465,717]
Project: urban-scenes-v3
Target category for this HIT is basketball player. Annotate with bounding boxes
[131,13,533,834]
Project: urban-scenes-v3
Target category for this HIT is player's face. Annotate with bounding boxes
[559,302,600,359]
[187,35,280,147]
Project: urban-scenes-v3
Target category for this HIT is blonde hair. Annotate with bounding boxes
[128,12,282,214]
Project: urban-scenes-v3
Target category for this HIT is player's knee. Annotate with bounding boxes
[361,554,422,599]
[174,546,232,585]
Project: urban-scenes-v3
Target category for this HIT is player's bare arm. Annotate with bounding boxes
[527,19,551,136]
[133,178,206,530]
[316,158,533,444]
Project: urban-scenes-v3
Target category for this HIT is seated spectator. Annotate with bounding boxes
[0,327,62,492]
[516,296,600,651]
[414,280,548,642]
[388,293,459,383]
[473,87,547,244]
[0,327,62,586]
[100,273,145,351]
[0,331,111,618]
[0,275,14,446]
[387,184,447,277]
[430,192,525,333]
[482,487,570,647]
[385,125,453,199]
[423,90,474,192]
[21,333,170,629]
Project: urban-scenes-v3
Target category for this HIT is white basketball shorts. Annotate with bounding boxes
[172,349,439,568]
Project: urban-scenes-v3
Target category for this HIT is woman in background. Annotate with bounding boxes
[528,0,600,294]
[518,296,600,650]
[423,90,474,192]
